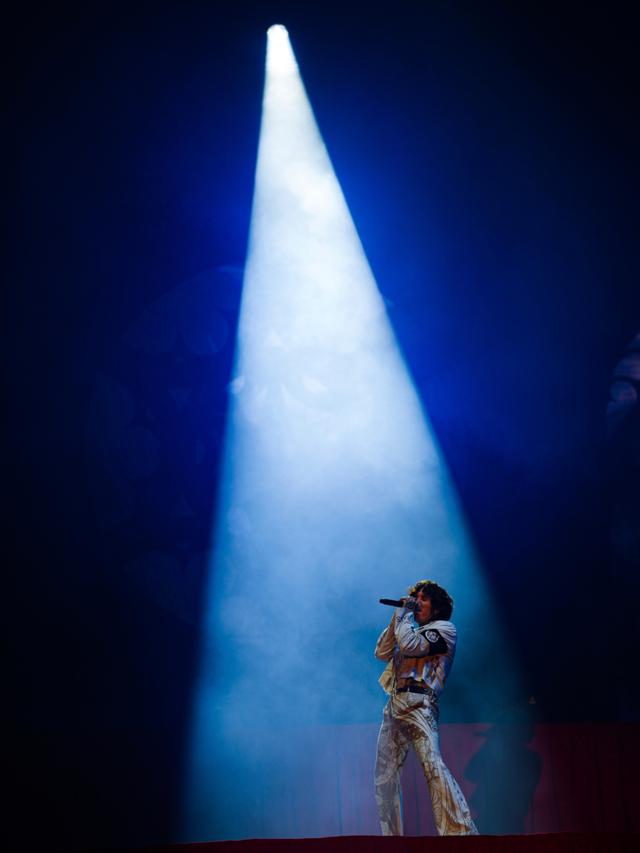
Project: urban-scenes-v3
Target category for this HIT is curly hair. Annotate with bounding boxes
[408,579,454,620]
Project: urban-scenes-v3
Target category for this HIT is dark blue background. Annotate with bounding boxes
[7,1,640,847]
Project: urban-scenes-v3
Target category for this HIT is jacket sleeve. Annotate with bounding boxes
[374,615,397,660]
[393,612,431,655]
[394,612,450,656]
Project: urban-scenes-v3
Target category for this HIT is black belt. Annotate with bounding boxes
[396,684,433,695]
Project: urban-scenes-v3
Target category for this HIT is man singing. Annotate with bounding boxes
[374,579,478,836]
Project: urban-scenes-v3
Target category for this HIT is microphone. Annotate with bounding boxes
[379,598,418,610]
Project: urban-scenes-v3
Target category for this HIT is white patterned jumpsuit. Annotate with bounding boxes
[374,607,478,836]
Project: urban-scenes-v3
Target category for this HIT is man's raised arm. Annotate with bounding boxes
[374,610,397,660]
[394,611,449,656]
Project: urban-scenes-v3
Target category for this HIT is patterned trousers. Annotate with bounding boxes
[374,692,478,836]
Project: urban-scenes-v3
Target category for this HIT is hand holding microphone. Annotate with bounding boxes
[379,596,419,611]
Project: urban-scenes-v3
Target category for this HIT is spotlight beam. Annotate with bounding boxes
[181,26,521,841]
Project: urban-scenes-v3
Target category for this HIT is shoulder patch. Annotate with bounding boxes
[426,629,448,655]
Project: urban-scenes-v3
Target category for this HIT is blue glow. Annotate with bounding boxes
[181,26,521,841]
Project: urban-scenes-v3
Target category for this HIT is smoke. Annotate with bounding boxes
[180,26,521,841]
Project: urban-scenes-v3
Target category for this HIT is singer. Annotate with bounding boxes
[374,579,478,836]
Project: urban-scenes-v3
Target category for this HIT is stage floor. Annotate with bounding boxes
[105,833,640,853]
